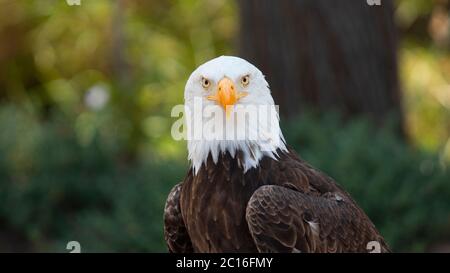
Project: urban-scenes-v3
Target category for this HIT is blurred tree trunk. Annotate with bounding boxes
[238,0,403,130]
[111,0,139,163]
[111,0,130,89]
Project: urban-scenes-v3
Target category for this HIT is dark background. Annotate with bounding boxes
[0,0,449,252]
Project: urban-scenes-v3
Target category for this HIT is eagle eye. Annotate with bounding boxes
[241,75,250,87]
[201,77,210,89]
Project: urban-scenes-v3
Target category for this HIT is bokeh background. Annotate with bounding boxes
[0,0,449,252]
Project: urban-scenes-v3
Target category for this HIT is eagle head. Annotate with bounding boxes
[184,56,287,174]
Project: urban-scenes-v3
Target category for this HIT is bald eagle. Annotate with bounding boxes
[164,56,390,253]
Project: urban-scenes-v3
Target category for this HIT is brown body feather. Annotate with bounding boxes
[164,148,390,253]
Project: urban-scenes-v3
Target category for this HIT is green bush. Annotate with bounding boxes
[0,106,185,252]
[0,107,448,252]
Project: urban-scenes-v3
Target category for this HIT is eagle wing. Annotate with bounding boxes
[246,185,390,253]
[163,183,193,253]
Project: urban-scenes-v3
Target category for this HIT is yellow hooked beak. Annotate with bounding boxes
[206,77,248,118]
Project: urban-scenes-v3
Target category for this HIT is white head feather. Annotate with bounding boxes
[184,56,287,174]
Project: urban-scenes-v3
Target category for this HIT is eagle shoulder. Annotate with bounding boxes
[246,169,391,253]
[163,182,193,253]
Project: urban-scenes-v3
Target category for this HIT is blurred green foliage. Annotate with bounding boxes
[0,0,236,161]
[0,106,186,252]
[396,0,450,161]
[0,0,449,252]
